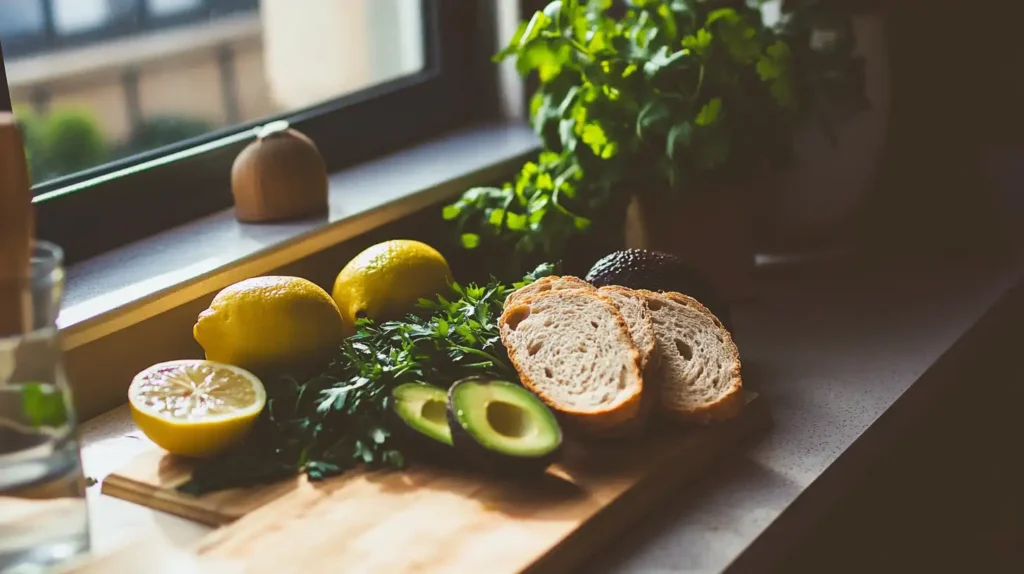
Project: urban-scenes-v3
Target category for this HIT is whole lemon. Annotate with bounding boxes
[332,240,452,330]
[194,276,345,375]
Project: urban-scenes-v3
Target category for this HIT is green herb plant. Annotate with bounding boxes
[180,263,556,495]
[444,0,867,263]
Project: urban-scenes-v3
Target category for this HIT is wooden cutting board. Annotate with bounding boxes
[103,393,769,573]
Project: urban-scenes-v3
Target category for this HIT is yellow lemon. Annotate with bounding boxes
[332,240,452,330]
[128,360,266,457]
[194,276,345,375]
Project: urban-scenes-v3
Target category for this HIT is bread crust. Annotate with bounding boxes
[499,288,645,435]
[503,275,595,308]
[636,290,744,425]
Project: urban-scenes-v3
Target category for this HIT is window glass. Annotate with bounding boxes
[51,0,111,35]
[0,0,426,188]
[0,0,45,38]
[148,0,202,17]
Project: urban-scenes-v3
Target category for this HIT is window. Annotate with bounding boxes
[0,0,499,262]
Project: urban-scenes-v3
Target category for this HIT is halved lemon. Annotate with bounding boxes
[128,360,266,458]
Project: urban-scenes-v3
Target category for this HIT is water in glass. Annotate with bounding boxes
[0,242,89,573]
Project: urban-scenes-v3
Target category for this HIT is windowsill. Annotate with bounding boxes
[59,122,540,350]
[76,255,1024,572]
[5,12,262,88]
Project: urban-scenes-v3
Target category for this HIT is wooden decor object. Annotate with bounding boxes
[0,113,34,336]
[231,122,329,223]
[103,393,769,573]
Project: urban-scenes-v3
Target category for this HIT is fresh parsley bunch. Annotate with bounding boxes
[180,263,556,495]
[445,0,867,261]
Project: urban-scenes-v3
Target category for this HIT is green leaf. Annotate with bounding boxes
[681,29,712,55]
[557,86,580,117]
[20,383,67,428]
[637,99,671,140]
[494,22,528,61]
[559,118,578,151]
[536,172,554,190]
[460,233,481,249]
[528,194,550,214]
[506,212,528,230]
[705,8,738,26]
[543,0,564,20]
[488,209,506,226]
[667,121,693,160]
[580,122,608,153]
[695,98,722,126]
[757,41,795,110]
[520,10,553,48]
[383,450,405,468]
[656,3,678,42]
[709,10,760,65]
[369,426,389,444]
[517,41,572,82]
[642,46,690,80]
[442,204,461,220]
[573,216,592,230]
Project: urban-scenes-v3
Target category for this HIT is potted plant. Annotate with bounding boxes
[444,0,867,297]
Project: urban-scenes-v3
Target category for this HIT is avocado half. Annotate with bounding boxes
[446,377,563,474]
[390,382,455,460]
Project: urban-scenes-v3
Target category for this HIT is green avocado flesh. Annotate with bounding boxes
[392,383,452,446]
[450,379,561,457]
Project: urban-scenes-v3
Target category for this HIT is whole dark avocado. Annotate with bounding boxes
[585,249,733,331]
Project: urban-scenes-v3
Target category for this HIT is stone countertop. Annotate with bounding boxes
[77,255,1023,573]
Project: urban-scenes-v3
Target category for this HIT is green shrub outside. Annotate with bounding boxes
[16,107,213,184]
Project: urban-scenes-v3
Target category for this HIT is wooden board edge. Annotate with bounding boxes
[101,474,232,527]
[522,393,772,573]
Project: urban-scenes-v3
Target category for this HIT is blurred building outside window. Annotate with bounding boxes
[0,0,425,189]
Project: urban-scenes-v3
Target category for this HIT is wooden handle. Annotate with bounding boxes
[0,113,34,336]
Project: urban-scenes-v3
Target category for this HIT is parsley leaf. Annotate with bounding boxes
[178,264,557,495]
[695,98,722,127]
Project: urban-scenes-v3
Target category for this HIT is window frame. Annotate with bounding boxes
[0,0,260,59]
[8,0,502,263]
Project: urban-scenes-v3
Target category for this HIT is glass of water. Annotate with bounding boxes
[0,241,89,573]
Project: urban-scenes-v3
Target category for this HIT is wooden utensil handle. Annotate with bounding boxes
[0,113,34,336]
[0,40,12,113]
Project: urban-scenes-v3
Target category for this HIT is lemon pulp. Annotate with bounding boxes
[128,360,266,458]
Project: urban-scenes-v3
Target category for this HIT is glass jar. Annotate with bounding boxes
[0,241,89,573]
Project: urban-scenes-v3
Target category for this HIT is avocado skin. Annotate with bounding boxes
[386,405,459,464]
[445,378,562,475]
[585,249,733,331]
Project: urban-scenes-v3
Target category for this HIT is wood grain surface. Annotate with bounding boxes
[102,393,768,573]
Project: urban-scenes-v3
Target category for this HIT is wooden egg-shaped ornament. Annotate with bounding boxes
[231,123,328,222]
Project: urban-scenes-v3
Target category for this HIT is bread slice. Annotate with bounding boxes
[499,288,643,433]
[597,286,657,371]
[638,290,743,424]
[505,277,655,369]
[504,275,594,308]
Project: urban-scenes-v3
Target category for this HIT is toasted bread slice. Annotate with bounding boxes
[503,275,594,308]
[499,288,643,434]
[637,290,743,424]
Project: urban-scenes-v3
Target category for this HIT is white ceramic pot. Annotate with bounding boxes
[772,13,891,241]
